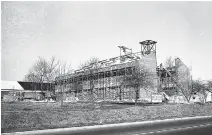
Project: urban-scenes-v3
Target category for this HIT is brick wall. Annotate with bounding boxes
[138,51,158,101]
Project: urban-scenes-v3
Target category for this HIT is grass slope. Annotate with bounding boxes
[1,102,212,133]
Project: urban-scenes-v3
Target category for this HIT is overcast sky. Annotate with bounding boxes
[2,1,212,81]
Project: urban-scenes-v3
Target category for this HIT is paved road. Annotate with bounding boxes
[2,116,212,135]
[116,123,212,135]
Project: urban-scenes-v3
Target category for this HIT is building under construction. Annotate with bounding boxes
[157,58,192,102]
[55,40,192,102]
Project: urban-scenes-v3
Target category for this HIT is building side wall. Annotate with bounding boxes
[175,58,192,99]
[138,52,158,101]
[55,61,137,101]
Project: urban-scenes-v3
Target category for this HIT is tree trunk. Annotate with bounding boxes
[119,86,122,101]
[135,87,139,105]
[61,85,63,106]
[89,76,95,110]
[203,90,207,103]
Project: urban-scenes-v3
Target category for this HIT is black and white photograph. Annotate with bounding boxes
[1,1,212,134]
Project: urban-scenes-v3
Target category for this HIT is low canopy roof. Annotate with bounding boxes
[1,80,24,91]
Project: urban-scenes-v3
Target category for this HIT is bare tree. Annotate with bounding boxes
[192,79,204,93]
[120,61,155,105]
[24,71,41,82]
[56,61,73,106]
[24,57,73,104]
[206,80,212,91]
[192,79,207,103]
[24,56,60,83]
[24,56,60,100]
[72,80,82,97]
[78,57,100,70]
[164,56,174,68]
[78,57,100,103]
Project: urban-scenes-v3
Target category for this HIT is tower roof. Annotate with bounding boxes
[139,40,157,45]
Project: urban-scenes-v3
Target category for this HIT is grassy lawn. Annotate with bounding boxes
[1,101,212,133]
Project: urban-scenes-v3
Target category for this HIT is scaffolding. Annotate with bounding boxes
[55,40,157,101]
[140,40,157,56]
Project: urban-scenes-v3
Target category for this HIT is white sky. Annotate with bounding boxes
[2,1,212,81]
